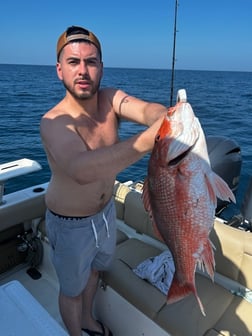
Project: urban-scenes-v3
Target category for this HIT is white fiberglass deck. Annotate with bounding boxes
[0,280,67,335]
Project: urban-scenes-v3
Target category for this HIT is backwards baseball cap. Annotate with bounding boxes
[56,26,102,61]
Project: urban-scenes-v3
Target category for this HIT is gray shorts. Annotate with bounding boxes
[45,199,116,297]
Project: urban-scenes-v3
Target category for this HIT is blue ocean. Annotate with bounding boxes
[0,64,251,218]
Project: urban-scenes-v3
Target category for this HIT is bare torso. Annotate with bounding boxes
[45,172,115,217]
[42,89,119,216]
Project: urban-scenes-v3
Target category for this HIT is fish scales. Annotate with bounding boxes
[143,99,235,316]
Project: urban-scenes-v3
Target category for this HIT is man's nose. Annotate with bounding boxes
[78,61,88,75]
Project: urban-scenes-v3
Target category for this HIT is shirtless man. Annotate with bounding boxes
[40,26,167,336]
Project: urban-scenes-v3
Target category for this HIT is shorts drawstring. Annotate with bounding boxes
[91,220,99,248]
[91,212,110,248]
[103,212,110,238]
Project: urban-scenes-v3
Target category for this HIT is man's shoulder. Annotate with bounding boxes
[42,101,62,118]
[98,87,130,111]
[98,87,117,99]
[40,104,72,137]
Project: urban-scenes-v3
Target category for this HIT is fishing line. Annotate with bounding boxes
[170,0,179,107]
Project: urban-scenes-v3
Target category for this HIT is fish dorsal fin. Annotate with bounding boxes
[142,179,151,213]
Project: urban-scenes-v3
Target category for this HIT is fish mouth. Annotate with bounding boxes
[168,143,195,166]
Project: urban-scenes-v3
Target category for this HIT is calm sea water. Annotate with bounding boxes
[0,64,251,218]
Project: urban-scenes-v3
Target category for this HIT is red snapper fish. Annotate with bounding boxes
[142,94,235,316]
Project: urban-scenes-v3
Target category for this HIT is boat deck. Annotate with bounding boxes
[0,240,170,336]
[0,243,64,330]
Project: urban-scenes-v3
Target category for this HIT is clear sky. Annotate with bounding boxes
[0,0,251,71]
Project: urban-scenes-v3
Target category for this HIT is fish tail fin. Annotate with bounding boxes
[167,278,206,316]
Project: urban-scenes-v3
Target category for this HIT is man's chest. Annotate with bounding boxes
[76,116,119,150]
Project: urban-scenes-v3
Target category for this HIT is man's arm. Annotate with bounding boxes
[40,113,164,185]
[108,88,168,126]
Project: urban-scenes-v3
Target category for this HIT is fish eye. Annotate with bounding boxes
[155,134,160,142]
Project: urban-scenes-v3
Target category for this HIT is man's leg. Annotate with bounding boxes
[59,269,105,336]
[59,290,83,336]
[82,269,100,331]
[81,269,111,336]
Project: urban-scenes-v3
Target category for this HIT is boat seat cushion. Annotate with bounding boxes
[115,224,128,244]
[155,273,233,336]
[123,190,161,240]
[102,238,167,319]
[210,220,252,289]
[210,294,252,335]
[102,235,252,336]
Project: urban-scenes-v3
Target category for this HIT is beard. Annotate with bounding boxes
[62,76,101,100]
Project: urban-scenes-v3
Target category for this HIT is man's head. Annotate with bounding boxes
[56,26,102,62]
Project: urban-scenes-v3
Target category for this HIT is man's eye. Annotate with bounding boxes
[68,59,79,65]
[87,59,99,66]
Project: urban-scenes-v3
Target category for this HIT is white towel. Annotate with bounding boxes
[133,250,175,295]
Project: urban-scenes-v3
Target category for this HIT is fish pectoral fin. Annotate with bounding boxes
[168,142,194,166]
[167,139,192,163]
[206,171,236,204]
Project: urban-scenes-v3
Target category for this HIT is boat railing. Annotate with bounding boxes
[0,158,41,205]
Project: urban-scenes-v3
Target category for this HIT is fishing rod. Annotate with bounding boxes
[169,0,179,106]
